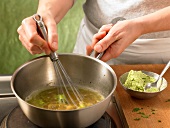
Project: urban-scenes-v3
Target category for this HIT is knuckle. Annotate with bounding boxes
[29,45,36,51]
[99,25,106,32]
[28,33,37,43]
[28,36,34,43]
[93,33,98,38]
[40,43,46,49]
[29,51,35,55]
[21,18,28,25]
[102,24,107,28]
[100,41,108,50]
[49,22,56,28]
[101,38,110,48]
[112,52,119,58]
[17,26,22,33]
[21,17,32,25]
[100,25,106,30]
[29,45,42,54]
[110,48,121,58]
[18,35,22,41]
[51,33,58,40]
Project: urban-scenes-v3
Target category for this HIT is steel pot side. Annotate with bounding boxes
[11,53,117,128]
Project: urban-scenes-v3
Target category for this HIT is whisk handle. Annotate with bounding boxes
[33,14,58,61]
[33,14,48,42]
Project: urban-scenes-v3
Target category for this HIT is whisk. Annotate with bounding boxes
[33,14,83,108]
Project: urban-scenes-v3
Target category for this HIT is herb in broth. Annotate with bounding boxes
[25,86,104,110]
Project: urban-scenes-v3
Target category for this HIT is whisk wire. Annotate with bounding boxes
[56,60,84,102]
[53,61,70,105]
[33,14,83,108]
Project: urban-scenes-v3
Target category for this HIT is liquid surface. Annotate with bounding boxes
[25,86,104,110]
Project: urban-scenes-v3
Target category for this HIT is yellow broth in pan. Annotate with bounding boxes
[25,86,104,110]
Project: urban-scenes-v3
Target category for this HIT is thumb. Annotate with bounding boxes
[46,20,58,52]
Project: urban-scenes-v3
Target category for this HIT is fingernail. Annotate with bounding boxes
[52,42,58,50]
[94,44,102,52]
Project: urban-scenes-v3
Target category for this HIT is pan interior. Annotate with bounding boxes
[12,54,116,103]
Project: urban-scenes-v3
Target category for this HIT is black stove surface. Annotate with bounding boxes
[1,106,116,128]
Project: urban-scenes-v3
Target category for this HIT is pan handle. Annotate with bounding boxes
[0,76,11,81]
[89,50,104,60]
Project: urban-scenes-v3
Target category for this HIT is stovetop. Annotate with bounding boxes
[0,76,126,128]
[1,106,117,128]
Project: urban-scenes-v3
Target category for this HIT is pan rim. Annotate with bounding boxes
[11,53,117,112]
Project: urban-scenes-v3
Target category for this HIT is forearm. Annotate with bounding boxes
[134,6,170,35]
[37,0,74,24]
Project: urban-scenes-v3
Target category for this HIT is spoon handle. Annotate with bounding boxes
[158,60,170,79]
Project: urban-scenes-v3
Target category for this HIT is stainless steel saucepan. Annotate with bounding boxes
[11,53,117,128]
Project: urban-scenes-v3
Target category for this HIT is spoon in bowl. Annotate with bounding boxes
[144,60,170,91]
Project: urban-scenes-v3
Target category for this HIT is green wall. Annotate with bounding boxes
[0,0,84,74]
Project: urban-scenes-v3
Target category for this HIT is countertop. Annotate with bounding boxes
[110,64,170,128]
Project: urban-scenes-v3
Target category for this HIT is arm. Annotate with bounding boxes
[88,6,170,62]
[138,6,170,34]
[17,0,74,55]
[37,0,75,24]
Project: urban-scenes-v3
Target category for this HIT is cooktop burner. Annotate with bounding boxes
[0,106,117,128]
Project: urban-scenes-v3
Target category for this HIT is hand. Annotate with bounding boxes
[17,13,58,55]
[87,20,142,61]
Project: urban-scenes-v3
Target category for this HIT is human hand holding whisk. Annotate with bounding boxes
[33,14,83,108]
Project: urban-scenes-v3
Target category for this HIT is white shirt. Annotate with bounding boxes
[83,0,170,38]
[73,0,170,64]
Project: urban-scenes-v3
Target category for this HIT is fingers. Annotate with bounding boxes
[98,24,113,33]
[89,24,114,54]
[89,22,126,61]
[86,45,93,56]
[89,20,140,62]
[17,15,58,55]
[94,27,120,53]
[17,24,44,54]
[92,31,107,47]
[17,16,51,54]
[99,28,138,62]
[100,40,124,62]
[86,31,106,56]
[45,19,58,52]
[19,34,43,54]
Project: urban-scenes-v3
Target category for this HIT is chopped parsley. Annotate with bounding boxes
[141,114,149,118]
[137,112,145,115]
[158,120,161,122]
[132,107,142,112]
[134,118,140,121]
[165,99,170,102]
[132,107,160,122]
